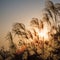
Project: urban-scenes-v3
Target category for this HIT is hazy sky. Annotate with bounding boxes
[0,0,60,48]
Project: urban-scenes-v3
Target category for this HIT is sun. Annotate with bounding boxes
[38,27,49,41]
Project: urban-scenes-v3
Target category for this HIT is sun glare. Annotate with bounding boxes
[38,28,49,41]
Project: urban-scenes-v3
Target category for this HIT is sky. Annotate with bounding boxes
[0,0,60,48]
